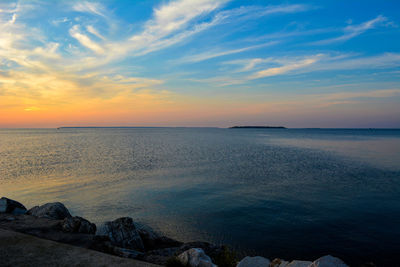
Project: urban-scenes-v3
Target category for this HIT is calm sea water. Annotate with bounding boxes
[1,128,400,266]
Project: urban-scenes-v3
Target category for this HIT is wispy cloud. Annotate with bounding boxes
[62,0,230,69]
[312,15,390,45]
[176,41,278,63]
[0,2,19,14]
[224,52,400,79]
[321,89,400,100]
[216,4,313,24]
[69,25,104,54]
[124,0,228,55]
[86,25,105,40]
[262,4,312,15]
[248,55,321,79]
[72,1,107,17]
[311,52,400,71]
[51,17,69,26]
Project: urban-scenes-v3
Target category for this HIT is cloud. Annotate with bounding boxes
[52,17,69,26]
[262,4,312,15]
[0,2,19,14]
[303,89,400,108]
[216,4,312,24]
[124,0,228,54]
[176,41,278,63]
[321,89,400,100]
[69,25,104,54]
[312,15,390,45]
[86,25,105,40]
[72,1,106,17]
[313,53,400,71]
[59,0,231,70]
[248,55,322,79]
[9,13,17,24]
[0,69,166,107]
[222,52,400,82]
[32,43,60,59]
[224,58,275,73]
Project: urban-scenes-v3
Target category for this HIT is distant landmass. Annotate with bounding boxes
[229,126,286,129]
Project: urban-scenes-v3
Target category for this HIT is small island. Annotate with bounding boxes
[229,126,287,129]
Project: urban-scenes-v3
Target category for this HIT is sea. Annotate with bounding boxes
[1,128,399,266]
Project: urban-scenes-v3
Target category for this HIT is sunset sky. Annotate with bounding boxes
[1,0,399,128]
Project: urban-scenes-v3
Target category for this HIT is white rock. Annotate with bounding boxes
[286,260,313,267]
[178,248,216,267]
[237,256,270,267]
[310,255,348,267]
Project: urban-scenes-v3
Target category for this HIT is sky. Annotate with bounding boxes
[0,0,400,128]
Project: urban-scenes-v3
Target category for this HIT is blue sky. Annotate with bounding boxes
[0,0,400,127]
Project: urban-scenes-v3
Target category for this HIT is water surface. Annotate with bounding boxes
[1,128,399,266]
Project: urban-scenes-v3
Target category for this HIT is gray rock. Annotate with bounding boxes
[237,256,270,267]
[112,246,144,259]
[96,217,144,251]
[62,216,96,234]
[0,197,27,215]
[0,213,107,251]
[310,255,348,267]
[135,223,182,250]
[143,247,180,265]
[178,248,216,267]
[286,260,313,267]
[28,202,71,220]
[176,241,224,260]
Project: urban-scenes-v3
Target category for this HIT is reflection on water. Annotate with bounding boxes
[1,128,400,266]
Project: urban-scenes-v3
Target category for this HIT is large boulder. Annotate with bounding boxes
[0,197,27,215]
[176,241,225,260]
[143,247,180,265]
[178,248,216,267]
[135,223,182,250]
[27,202,71,220]
[237,256,270,267]
[96,217,144,251]
[310,255,348,267]
[61,216,96,234]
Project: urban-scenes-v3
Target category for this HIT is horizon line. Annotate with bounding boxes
[1,126,400,130]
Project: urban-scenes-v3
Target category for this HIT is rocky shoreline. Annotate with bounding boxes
[1,197,349,267]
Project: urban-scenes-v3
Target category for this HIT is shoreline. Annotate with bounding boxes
[1,197,353,266]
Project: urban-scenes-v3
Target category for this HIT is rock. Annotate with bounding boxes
[177,241,225,260]
[237,256,270,267]
[143,247,180,265]
[177,248,216,267]
[0,213,106,251]
[271,258,290,267]
[135,223,182,250]
[96,217,144,251]
[310,255,348,267]
[28,202,71,220]
[62,216,96,234]
[0,197,27,215]
[112,246,144,259]
[286,260,313,267]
